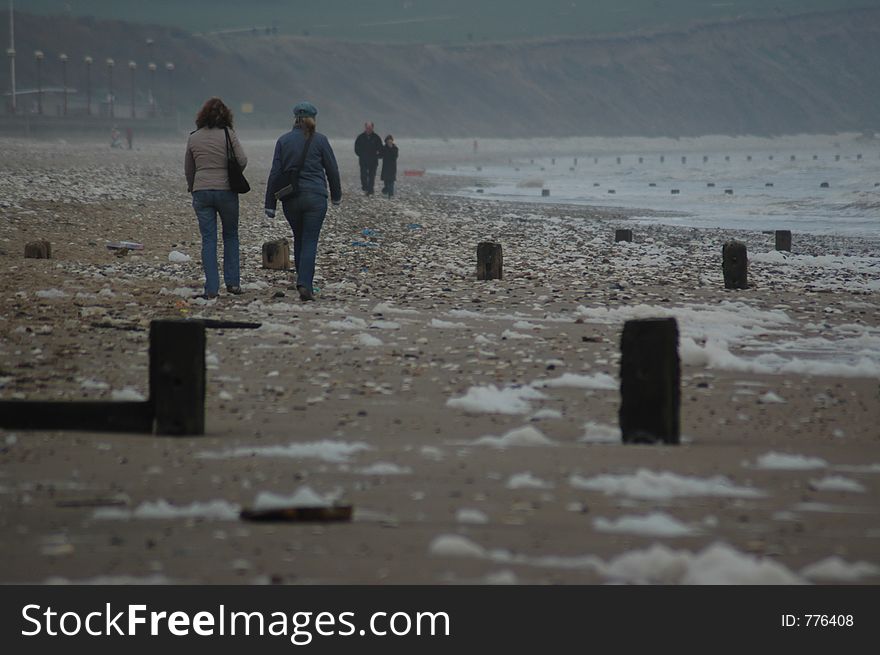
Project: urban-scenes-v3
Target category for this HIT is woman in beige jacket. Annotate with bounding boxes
[185,97,247,299]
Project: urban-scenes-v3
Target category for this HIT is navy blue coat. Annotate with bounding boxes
[265,126,342,210]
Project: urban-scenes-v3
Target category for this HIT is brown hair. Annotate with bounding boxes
[296,116,316,137]
[195,97,233,129]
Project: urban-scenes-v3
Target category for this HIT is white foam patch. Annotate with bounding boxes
[327,316,368,330]
[753,452,828,470]
[501,329,535,340]
[36,289,68,299]
[447,384,547,415]
[456,508,489,524]
[580,421,622,444]
[197,440,371,463]
[809,476,866,493]
[576,301,880,378]
[429,318,468,329]
[530,408,563,420]
[44,575,179,585]
[800,557,880,582]
[370,320,401,330]
[110,387,146,401]
[252,486,334,510]
[593,512,699,537]
[506,472,553,489]
[93,499,240,521]
[354,333,383,347]
[357,462,412,475]
[471,426,555,448]
[534,373,617,390]
[80,379,109,391]
[429,534,488,559]
[372,302,420,315]
[570,469,764,499]
[427,536,803,584]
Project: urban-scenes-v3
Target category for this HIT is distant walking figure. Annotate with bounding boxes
[354,121,383,196]
[184,97,247,299]
[380,135,398,198]
[265,102,342,301]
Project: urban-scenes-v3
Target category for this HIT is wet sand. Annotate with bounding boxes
[0,137,878,584]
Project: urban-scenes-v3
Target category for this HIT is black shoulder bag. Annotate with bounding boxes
[274,134,314,201]
[224,127,250,194]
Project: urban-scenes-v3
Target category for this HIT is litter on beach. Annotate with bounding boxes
[106,241,144,250]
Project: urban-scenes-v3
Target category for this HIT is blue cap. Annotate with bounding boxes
[293,101,317,118]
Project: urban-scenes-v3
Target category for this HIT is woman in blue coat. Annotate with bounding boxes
[265,102,342,301]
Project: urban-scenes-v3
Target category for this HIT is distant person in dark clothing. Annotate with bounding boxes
[126,127,133,150]
[354,121,382,195]
[265,101,342,301]
[380,135,398,198]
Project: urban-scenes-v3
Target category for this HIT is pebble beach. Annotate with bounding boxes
[0,135,878,584]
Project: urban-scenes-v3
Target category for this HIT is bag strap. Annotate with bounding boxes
[289,133,315,186]
[224,127,237,163]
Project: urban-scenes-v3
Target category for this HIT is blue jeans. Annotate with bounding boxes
[192,190,240,295]
[282,191,327,292]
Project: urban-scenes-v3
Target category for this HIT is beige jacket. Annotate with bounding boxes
[185,127,248,192]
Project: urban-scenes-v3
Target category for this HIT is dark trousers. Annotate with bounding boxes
[282,191,328,293]
[382,179,395,197]
[359,159,378,194]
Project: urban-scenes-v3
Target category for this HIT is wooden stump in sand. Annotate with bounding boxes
[476,242,503,280]
[149,320,205,436]
[722,241,748,289]
[619,317,680,444]
[24,240,52,259]
[615,229,632,243]
[775,230,792,252]
[262,239,290,270]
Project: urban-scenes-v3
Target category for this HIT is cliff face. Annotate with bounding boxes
[4,9,879,137]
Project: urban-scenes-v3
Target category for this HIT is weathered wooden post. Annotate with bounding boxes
[660,155,665,163]
[724,188,734,195]
[703,155,708,163]
[476,242,503,280]
[747,155,752,161]
[149,320,206,435]
[681,156,687,164]
[775,230,792,252]
[616,157,621,165]
[835,154,840,162]
[573,157,578,166]
[722,241,748,289]
[541,188,550,197]
[638,157,643,164]
[262,239,290,270]
[820,182,830,188]
[615,229,633,243]
[671,189,680,195]
[551,158,555,165]
[24,240,52,259]
[725,155,730,162]
[619,317,680,444]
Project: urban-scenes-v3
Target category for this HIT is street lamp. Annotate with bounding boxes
[59,53,67,115]
[128,60,136,118]
[106,57,114,117]
[5,47,13,113]
[84,55,92,116]
[147,62,156,117]
[165,61,174,116]
[34,49,43,114]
